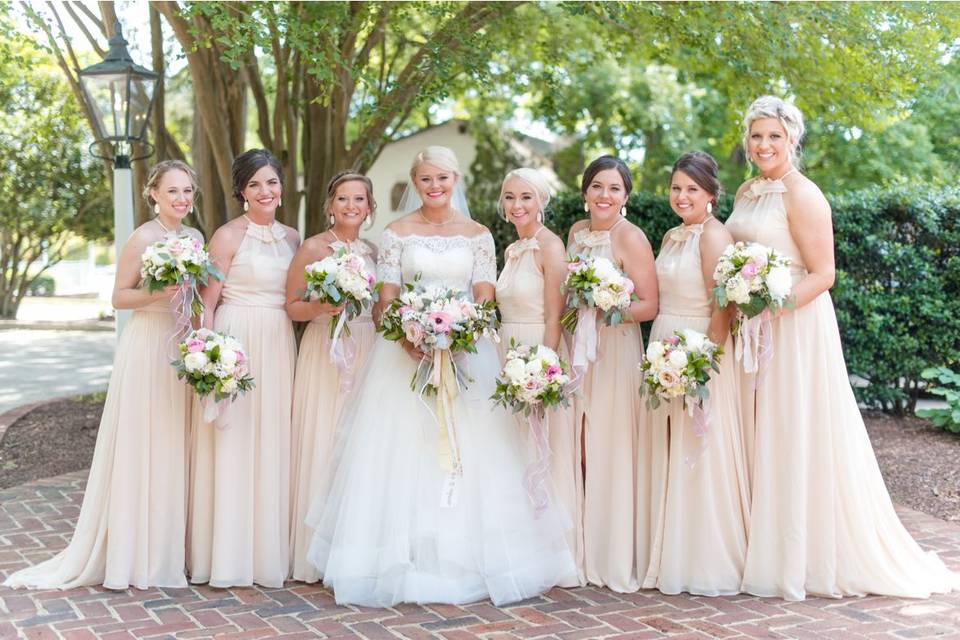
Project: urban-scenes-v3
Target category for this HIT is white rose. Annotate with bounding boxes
[219,349,238,367]
[592,287,617,311]
[725,274,752,305]
[766,266,793,301]
[591,257,619,282]
[667,349,688,369]
[184,351,208,372]
[646,341,666,364]
[316,256,339,275]
[524,359,544,376]
[681,329,706,353]
[503,358,527,384]
[746,243,769,267]
[220,377,238,394]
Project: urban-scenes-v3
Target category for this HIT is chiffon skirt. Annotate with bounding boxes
[497,321,585,587]
[4,307,190,590]
[741,291,959,600]
[306,337,578,606]
[578,322,646,593]
[289,316,376,583]
[187,304,296,588]
[642,314,750,596]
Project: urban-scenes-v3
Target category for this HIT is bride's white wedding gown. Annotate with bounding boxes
[306,229,577,606]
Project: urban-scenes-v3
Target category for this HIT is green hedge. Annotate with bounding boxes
[475,185,960,415]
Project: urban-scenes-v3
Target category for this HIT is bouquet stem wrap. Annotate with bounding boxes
[522,407,551,517]
[735,309,774,386]
[572,307,599,373]
[328,310,358,393]
[417,350,463,507]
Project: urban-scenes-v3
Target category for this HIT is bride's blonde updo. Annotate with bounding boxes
[741,95,806,168]
[409,146,462,179]
[498,168,552,220]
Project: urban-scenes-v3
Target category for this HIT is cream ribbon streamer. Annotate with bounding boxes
[416,349,463,507]
[328,310,357,393]
[734,309,774,387]
[571,307,599,374]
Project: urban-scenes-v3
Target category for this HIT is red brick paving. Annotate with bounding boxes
[1,472,959,639]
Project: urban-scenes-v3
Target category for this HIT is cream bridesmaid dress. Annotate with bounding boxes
[188,219,297,588]
[568,221,647,593]
[641,221,750,596]
[726,174,958,600]
[495,231,585,588]
[5,240,191,590]
[289,237,377,583]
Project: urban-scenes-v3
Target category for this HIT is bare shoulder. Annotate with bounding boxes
[538,230,567,260]
[465,219,491,238]
[300,232,329,254]
[385,213,421,234]
[184,226,205,243]
[783,173,830,213]
[619,220,652,248]
[702,217,733,245]
[209,218,245,249]
[280,223,301,246]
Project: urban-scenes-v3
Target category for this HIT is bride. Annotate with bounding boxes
[306,146,577,606]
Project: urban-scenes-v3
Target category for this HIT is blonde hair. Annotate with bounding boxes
[142,160,199,205]
[323,171,377,230]
[409,146,462,179]
[498,168,552,220]
[741,95,806,168]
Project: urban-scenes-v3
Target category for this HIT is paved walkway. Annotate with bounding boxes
[0,331,114,414]
[0,471,958,639]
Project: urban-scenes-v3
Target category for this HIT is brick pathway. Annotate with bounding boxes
[1,472,959,639]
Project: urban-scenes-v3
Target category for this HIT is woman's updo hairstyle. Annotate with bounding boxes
[671,151,721,206]
[580,155,633,199]
[409,145,462,179]
[498,167,552,220]
[231,149,284,204]
[142,160,199,206]
[741,95,806,168]
[323,171,377,229]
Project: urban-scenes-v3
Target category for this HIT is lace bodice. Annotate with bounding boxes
[377,229,496,293]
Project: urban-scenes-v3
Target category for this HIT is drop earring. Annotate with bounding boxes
[706,201,713,215]
[153,203,160,214]
[620,206,627,217]
[243,200,249,212]
[583,202,589,214]
[329,214,336,227]
[365,215,374,229]
[278,197,282,208]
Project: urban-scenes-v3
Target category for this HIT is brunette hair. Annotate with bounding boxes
[671,151,721,205]
[231,149,284,203]
[142,160,199,205]
[580,155,633,198]
[324,171,377,229]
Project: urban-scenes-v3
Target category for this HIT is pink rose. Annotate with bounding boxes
[741,261,759,279]
[666,335,680,346]
[403,321,425,346]
[546,364,562,378]
[426,311,453,334]
[657,368,680,389]
[186,338,206,353]
[236,350,247,364]
[623,278,635,294]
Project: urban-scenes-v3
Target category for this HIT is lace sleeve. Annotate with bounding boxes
[377,229,403,285]
[471,231,497,285]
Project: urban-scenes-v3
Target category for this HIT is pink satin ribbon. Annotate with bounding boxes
[522,407,551,518]
[735,309,774,388]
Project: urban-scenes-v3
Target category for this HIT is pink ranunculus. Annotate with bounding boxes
[403,321,425,346]
[398,305,413,316]
[186,338,206,353]
[367,273,375,284]
[236,350,247,364]
[741,261,759,280]
[426,311,453,334]
[546,364,562,378]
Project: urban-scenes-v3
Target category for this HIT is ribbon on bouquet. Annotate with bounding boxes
[683,399,713,468]
[165,280,197,356]
[734,309,774,388]
[328,310,358,393]
[522,406,551,517]
[202,395,230,429]
[416,350,464,508]
[571,307,600,375]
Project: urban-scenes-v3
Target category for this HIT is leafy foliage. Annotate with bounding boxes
[915,367,960,433]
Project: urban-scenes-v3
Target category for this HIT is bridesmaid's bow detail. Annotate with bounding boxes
[573,228,611,249]
[743,177,788,201]
[665,224,706,243]
[246,221,288,243]
[505,237,540,260]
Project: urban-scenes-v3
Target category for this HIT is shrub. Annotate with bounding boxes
[915,366,960,433]
[26,274,55,297]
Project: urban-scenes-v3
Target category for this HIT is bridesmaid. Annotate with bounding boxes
[566,155,658,592]
[495,168,585,587]
[188,149,299,588]
[641,152,750,596]
[727,96,958,599]
[5,161,201,589]
[286,172,379,583]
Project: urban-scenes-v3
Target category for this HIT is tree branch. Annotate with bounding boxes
[62,1,105,57]
[244,52,274,150]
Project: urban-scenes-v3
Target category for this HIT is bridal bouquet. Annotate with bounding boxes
[303,248,380,337]
[712,241,793,377]
[173,328,255,421]
[560,255,636,331]
[141,235,222,320]
[712,241,793,318]
[639,329,722,411]
[492,341,572,515]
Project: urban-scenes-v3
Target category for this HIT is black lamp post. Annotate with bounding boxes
[78,21,158,334]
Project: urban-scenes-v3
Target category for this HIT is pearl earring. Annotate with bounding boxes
[153,203,160,214]
[329,214,335,227]
[243,200,249,212]
[620,206,627,217]
[706,201,713,215]
[583,202,589,214]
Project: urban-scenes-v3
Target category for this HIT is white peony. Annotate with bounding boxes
[766,266,793,301]
[219,349,238,367]
[746,243,769,267]
[315,256,339,275]
[667,349,688,369]
[592,287,618,311]
[524,359,544,376]
[591,257,620,282]
[681,329,706,353]
[646,341,666,364]
[503,358,527,384]
[725,274,752,305]
[184,351,208,372]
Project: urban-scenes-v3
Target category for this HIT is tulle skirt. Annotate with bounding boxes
[4,307,190,590]
[642,313,750,596]
[740,292,959,599]
[290,316,376,583]
[187,304,296,588]
[306,336,578,606]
